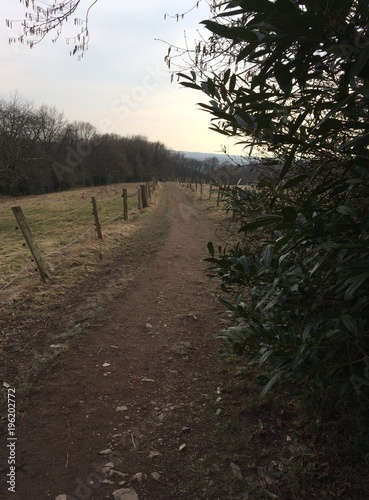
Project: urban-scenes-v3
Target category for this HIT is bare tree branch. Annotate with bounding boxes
[6,0,98,58]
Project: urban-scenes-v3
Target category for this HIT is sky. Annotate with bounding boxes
[0,0,244,156]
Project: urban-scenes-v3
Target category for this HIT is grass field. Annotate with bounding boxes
[0,181,224,298]
[0,183,148,293]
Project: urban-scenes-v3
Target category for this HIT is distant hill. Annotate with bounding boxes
[173,150,263,184]
[176,150,247,164]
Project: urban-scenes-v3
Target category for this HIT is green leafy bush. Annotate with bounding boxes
[175,0,369,412]
[207,157,369,409]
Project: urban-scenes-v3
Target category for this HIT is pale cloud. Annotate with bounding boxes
[0,0,244,155]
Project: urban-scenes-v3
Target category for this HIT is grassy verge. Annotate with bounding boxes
[0,183,170,392]
[0,183,142,292]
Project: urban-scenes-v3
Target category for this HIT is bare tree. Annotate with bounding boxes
[6,0,98,58]
[5,1,216,58]
[0,94,35,180]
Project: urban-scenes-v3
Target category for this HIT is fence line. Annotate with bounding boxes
[0,181,158,289]
[100,215,122,225]
[29,203,91,225]
[0,251,26,259]
[45,227,95,256]
[32,214,94,238]
[0,266,30,292]
[0,228,18,240]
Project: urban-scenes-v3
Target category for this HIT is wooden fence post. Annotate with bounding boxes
[11,205,49,283]
[91,196,103,239]
[122,188,128,221]
[140,184,148,208]
[138,187,143,211]
[217,186,221,206]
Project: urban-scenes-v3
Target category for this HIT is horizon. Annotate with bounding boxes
[0,1,246,157]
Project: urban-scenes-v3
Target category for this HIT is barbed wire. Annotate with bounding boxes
[0,224,17,240]
[0,249,28,259]
[97,188,140,202]
[32,213,94,238]
[0,186,145,291]
[45,226,95,256]
[0,213,16,221]
[0,265,31,291]
[0,232,27,249]
[98,196,120,203]
[13,205,46,216]
[29,203,91,225]
[100,215,122,226]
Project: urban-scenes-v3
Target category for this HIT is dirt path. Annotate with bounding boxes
[3,184,234,500]
[3,183,368,500]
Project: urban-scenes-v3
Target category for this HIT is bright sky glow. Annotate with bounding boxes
[0,0,244,155]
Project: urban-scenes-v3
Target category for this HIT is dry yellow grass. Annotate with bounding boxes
[0,182,155,300]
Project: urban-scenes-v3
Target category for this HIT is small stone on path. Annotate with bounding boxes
[131,472,145,483]
[102,462,115,475]
[230,462,243,480]
[110,470,129,479]
[99,448,112,455]
[112,488,139,500]
[116,405,128,412]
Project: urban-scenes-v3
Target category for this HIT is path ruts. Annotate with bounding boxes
[5,184,227,500]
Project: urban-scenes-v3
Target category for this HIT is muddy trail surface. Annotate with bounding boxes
[2,183,236,500]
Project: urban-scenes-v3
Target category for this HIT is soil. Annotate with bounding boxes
[1,183,368,500]
[0,184,234,499]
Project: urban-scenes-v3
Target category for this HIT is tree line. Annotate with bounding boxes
[0,94,234,196]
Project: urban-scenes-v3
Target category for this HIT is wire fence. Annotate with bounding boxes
[0,181,157,291]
